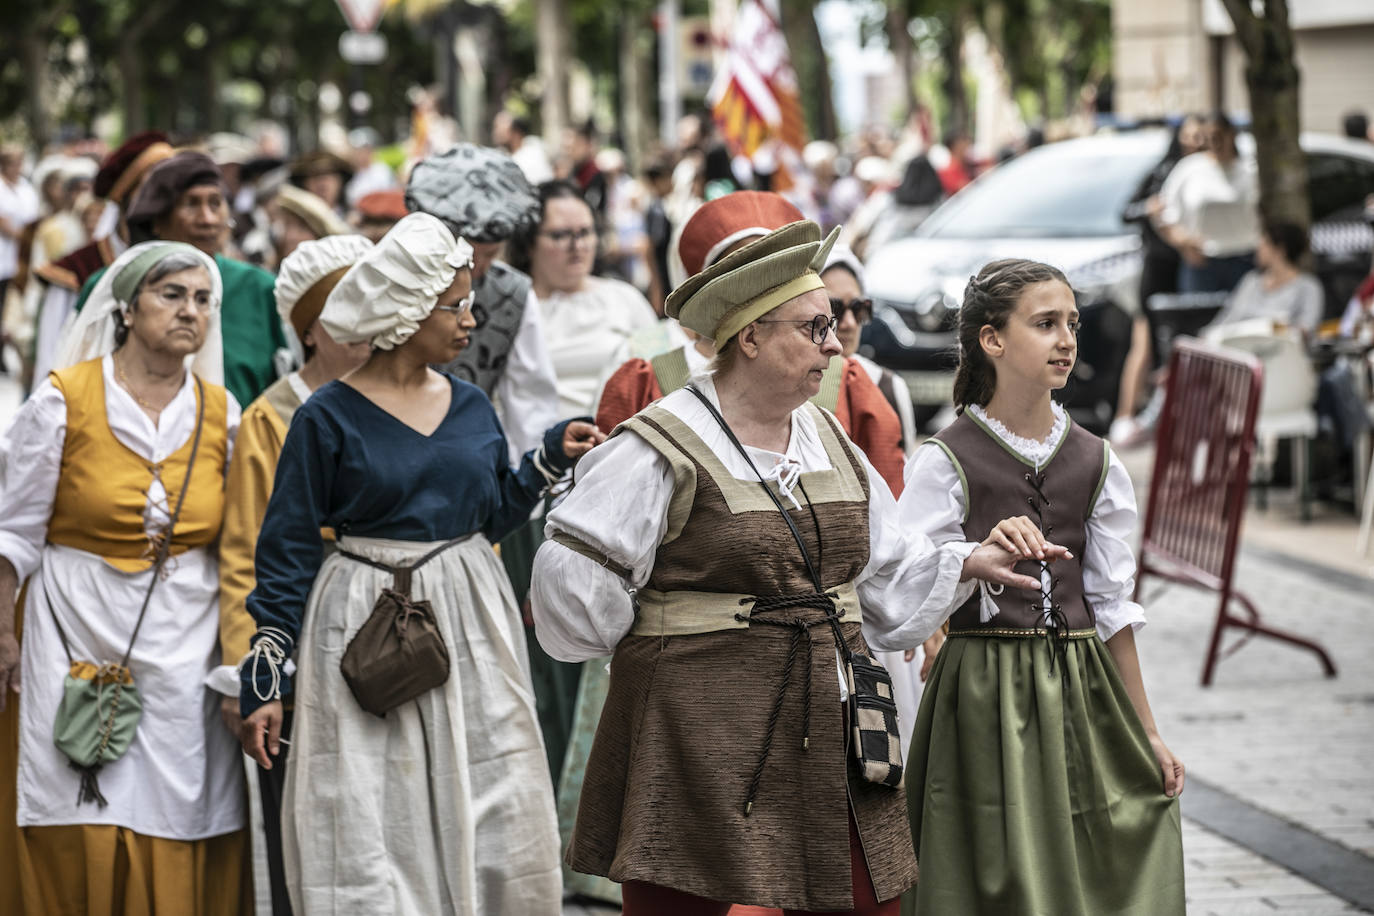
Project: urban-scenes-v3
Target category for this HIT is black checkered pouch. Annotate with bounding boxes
[846,651,904,787]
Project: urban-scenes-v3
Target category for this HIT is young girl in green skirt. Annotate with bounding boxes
[898,259,1186,915]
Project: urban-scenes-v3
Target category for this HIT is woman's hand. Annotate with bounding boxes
[919,630,945,681]
[961,542,1071,591]
[0,632,19,713]
[242,700,285,770]
[983,516,1073,562]
[220,695,244,742]
[561,421,606,460]
[1150,732,1186,798]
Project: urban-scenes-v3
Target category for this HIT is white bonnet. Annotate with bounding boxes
[274,234,374,336]
[320,212,474,350]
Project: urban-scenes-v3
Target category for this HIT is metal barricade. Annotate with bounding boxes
[1134,338,1337,685]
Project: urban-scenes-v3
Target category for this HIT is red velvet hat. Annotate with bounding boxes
[94,131,175,206]
[677,190,804,278]
[356,189,409,221]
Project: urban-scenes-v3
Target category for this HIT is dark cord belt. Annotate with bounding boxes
[733,590,851,816]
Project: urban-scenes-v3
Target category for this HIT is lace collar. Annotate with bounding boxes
[968,402,1068,470]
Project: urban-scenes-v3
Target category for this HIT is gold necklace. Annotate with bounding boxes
[115,356,158,411]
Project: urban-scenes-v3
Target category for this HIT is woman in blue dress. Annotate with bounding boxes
[237,212,603,915]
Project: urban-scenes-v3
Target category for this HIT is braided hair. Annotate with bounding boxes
[952,258,1070,412]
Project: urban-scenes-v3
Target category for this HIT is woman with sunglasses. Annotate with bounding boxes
[531,220,1053,915]
[237,212,604,914]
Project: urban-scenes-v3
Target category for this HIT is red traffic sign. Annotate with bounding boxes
[334,0,386,34]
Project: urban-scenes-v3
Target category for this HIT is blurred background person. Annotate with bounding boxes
[272,184,350,264]
[1204,221,1323,339]
[493,110,554,185]
[29,132,174,390]
[343,127,396,210]
[353,189,409,243]
[0,146,40,374]
[289,150,352,218]
[1157,112,1259,293]
[82,151,283,408]
[1111,114,1204,446]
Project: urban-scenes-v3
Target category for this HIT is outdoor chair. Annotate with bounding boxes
[1134,338,1337,686]
[1210,328,1320,520]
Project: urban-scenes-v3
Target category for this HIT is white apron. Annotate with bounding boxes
[282,534,562,916]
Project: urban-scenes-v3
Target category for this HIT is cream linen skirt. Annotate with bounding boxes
[282,534,562,915]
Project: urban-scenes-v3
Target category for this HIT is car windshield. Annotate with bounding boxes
[919,142,1162,239]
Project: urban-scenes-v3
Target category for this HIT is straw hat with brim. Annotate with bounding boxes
[666,220,840,350]
[276,184,350,238]
[290,150,354,184]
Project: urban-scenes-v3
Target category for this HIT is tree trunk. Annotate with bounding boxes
[119,41,147,134]
[20,30,53,150]
[535,0,570,145]
[1219,0,1309,230]
[618,17,646,172]
[886,2,917,123]
[941,14,969,136]
[781,0,836,141]
[1242,42,1308,227]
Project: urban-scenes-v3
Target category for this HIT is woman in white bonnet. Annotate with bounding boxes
[236,212,603,914]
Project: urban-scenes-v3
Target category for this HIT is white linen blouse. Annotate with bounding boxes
[539,275,658,419]
[898,402,1146,642]
[529,376,980,679]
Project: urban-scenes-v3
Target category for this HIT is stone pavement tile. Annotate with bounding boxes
[1183,819,1361,914]
[1137,547,1374,856]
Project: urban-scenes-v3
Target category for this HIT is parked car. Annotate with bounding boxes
[862,131,1374,433]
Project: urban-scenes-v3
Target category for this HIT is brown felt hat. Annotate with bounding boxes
[95,131,175,205]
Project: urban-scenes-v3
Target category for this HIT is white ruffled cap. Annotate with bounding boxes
[320,212,475,350]
[274,234,374,329]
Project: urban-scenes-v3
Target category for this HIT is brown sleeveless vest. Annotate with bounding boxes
[929,409,1109,631]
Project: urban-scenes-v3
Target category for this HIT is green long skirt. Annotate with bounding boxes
[903,632,1184,916]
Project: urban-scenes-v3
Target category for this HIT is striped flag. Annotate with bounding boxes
[708,0,807,190]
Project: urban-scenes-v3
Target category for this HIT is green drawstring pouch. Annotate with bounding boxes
[52,661,144,807]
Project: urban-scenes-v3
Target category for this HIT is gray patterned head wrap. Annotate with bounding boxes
[405,144,540,243]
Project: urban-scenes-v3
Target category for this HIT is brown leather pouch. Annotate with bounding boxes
[338,539,465,716]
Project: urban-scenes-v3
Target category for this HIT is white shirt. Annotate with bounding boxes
[898,402,1147,642]
[1159,152,1259,257]
[530,376,980,685]
[540,276,658,419]
[853,353,918,454]
[511,137,554,185]
[0,176,40,280]
[0,357,245,839]
[492,287,561,463]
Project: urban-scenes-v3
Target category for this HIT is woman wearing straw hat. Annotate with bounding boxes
[0,241,247,914]
[531,220,1058,914]
[237,212,604,915]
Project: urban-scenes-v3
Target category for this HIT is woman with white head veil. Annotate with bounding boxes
[0,240,248,914]
[236,212,604,915]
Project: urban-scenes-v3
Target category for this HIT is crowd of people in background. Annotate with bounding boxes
[0,97,1370,916]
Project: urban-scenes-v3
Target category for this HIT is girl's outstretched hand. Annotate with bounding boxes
[562,421,606,459]
[961,542,1072,591]
[1150,732,1186,798]
[984,515,1074,562]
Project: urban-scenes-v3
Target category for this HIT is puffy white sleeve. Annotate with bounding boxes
[0,381,67,581]
[225,390,242,469]
[494,289,562,462]
[859,444,979,651]
[530,431,674,661]
[1084,448,1147,641]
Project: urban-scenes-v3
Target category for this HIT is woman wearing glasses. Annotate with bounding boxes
[531,220,1050,915]
[0,242,249,913]
[510,180,657,419]
[237,213,604,914]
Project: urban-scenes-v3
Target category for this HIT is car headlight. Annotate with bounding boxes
[1067,250,1142,312]
[913,289,957,332]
